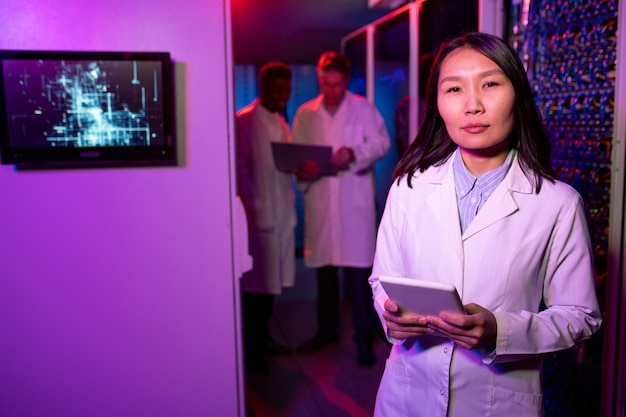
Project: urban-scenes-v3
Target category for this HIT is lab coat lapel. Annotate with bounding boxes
[425,161,464,265]
[462,157,534,240]
[461,183,518,240]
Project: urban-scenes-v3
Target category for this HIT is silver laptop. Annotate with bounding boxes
[271,142,337,176]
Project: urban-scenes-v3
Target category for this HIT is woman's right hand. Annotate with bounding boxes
[382,298,434,339]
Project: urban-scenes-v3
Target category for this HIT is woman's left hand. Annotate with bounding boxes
[425,303,497,350]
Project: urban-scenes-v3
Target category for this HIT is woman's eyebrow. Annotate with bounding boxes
[439,69,506,84]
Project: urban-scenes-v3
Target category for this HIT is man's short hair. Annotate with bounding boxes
[259,62,292,86]
[316,52,351,78]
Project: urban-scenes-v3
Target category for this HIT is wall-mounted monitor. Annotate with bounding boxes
[0,50,175,169]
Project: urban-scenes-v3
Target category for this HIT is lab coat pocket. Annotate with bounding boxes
[343,125,365,146]
[491,386,543,417]
[374,361,413,417]
[247,195,276,231]
[347,175,376,209]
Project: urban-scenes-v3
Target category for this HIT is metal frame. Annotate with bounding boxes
[340,2,423,140]
[603,0,626,415]
[479,0,505,37]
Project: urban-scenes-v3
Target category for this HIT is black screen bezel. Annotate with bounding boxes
[0,50,176,169]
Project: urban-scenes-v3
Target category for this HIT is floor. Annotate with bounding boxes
[244,258,391,417]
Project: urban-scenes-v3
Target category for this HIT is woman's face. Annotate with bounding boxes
[437,47,515,173]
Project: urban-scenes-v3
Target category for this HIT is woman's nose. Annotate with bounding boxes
[464,89,484,114]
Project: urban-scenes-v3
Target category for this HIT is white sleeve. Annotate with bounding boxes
[485,193,602,364]
[369,182,410,345]
[350,103,391,172]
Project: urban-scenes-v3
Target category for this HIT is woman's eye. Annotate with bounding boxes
[484,81,499,88]
[447,86,460,93]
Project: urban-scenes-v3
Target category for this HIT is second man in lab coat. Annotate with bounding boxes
[292,51,391,366]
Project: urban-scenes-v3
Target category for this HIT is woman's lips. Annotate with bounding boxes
[462,124,489,134]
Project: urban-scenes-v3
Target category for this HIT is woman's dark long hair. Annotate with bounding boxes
[393,32,556,193]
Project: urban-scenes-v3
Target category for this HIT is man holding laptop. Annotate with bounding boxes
[291,51,390,366]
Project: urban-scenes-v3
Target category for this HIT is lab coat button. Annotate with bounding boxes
[440,390,445,396]
[443,347,448,354]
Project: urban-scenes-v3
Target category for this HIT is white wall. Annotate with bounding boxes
[0,1,241,416]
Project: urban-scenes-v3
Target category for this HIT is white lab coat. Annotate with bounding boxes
[235,99,297,294]
[370,152,602,417]
[291,91,390,268]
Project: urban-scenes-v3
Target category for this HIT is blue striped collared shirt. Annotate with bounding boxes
[453,148,515,234]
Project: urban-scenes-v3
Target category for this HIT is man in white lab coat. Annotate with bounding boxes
[292,51,391,366]
[235,62,298,374]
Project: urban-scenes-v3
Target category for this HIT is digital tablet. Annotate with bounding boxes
[271,142,337,176]
[379,275,465,317]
